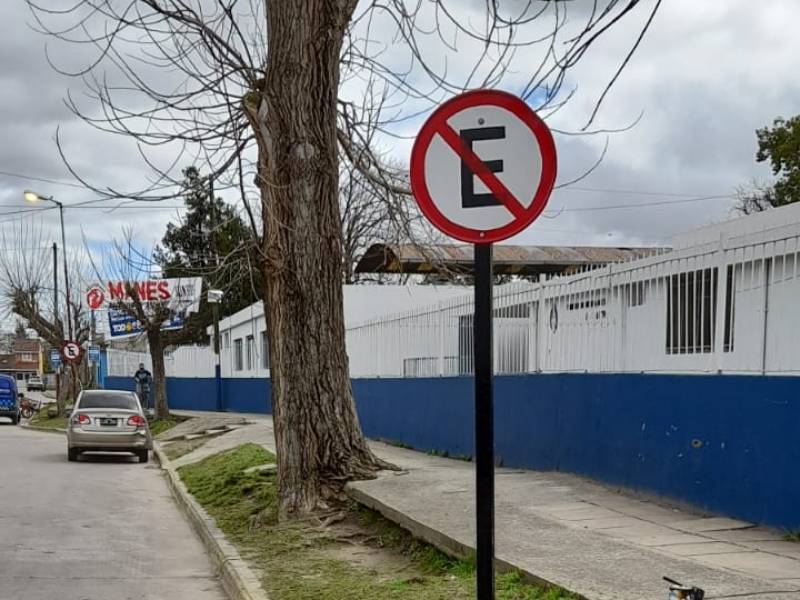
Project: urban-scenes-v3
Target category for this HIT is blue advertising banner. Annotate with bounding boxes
[108,308,186,338]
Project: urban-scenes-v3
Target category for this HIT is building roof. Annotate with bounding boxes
[355,243,667,277]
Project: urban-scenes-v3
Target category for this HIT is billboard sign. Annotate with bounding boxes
[84,278,202,313]
[107,308,186,338]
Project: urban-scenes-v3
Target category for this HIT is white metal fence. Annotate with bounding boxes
[347,220,800,377]
[107,345,215,378]
[107,217,800,379]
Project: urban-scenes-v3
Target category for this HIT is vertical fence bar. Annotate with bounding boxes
[536,275,546,372]
[761,243,772,375]
[713,235,730,372]
[711,234,728,373]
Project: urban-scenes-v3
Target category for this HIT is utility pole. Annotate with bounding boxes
[89,309,97,388]
[57,201,73,341]
[52,242,60,405]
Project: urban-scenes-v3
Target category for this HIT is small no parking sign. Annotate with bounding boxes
[60,341,82,364]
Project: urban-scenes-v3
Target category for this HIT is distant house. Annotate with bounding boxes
[0,339,42,382]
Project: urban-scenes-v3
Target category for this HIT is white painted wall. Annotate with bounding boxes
[214,285,469,379]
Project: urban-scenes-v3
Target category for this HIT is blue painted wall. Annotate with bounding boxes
[105,376,271,414]
[354,374,800,530]
[105,373,800,529]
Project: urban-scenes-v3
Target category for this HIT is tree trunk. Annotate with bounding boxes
[69,363,79,405]
[247,0,385,517]
[55,371,65,417]
[146,328,169,419]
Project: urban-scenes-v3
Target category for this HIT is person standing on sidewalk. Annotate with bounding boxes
[133,363,153,412]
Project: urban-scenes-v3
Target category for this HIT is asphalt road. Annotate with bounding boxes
[0,424,227,600]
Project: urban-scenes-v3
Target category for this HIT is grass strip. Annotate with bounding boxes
[29,410,68,430]
[179,444,577,600]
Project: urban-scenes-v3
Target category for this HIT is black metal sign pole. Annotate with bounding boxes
[474,242,494,600]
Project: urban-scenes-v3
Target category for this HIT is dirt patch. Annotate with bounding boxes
[318,516,418,584]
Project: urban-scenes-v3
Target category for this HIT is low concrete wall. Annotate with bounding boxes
[107,373,800,529]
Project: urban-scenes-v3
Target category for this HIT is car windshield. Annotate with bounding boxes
[78,393,138,411]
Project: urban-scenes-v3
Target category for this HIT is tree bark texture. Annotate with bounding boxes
[247,0,385,516]
[146,327,169,419]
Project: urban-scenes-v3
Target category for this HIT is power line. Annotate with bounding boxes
[544,194,733,213]
[3,194,733,215]
[68,205,185,210]
[0,204,183,216]
[0,170,88,190]
[0,246,53,252]
[0,206,56,216]
[561,186,728,198]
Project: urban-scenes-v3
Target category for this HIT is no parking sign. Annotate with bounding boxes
[60,341,82,364]
[410,89,556,243]
[410,89,557,600]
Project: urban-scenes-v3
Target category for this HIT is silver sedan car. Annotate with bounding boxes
[67,390,153,463]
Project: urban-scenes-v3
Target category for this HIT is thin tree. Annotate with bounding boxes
[340,161,428,284]
[27,0,662,516]
[0,222,91,415]
[734,179,775,216]
[89,230,202,420]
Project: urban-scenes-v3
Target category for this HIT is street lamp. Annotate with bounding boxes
[23,190,73,341]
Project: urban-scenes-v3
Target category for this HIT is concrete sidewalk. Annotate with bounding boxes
[168,411,800,599]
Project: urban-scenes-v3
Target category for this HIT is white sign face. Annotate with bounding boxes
[410,90,557,244]
[62,342,81,362]
[83,277,202,313]
[424,105,543,231]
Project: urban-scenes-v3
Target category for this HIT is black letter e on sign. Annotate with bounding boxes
[460,126,506,208]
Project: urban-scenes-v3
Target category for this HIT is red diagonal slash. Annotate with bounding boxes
[435,123,526,219]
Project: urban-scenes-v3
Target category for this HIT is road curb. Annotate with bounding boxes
[346,484,582,597]
[19,423,66,435]
[154,443,269,600]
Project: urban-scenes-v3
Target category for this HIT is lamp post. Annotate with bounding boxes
[23,191,73,341]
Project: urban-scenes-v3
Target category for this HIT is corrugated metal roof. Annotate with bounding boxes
[355,243,668,276]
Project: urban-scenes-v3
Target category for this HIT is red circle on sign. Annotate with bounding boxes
[60,341,82,364]
[86,287,105,310]
[410,89,557,244]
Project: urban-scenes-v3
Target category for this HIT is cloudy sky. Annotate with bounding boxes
[0,0,797,268]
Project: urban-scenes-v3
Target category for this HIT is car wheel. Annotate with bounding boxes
[10,413,18,425]
[67,448,79,462]
[137,450,149,464]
